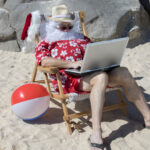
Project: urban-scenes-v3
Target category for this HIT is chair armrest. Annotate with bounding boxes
[38,66,59,74]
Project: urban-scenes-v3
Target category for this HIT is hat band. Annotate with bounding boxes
[52,14,70,18]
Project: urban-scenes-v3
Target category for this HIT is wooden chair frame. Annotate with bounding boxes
[30,11,128,134]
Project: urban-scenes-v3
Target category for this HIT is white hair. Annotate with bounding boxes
[39,17,84,43]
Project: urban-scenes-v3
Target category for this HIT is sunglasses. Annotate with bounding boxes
[58,24,73,31]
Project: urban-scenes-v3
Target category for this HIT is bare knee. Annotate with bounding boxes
[119,67,133,82]
[111,67,133,85]
[90,72,108,87]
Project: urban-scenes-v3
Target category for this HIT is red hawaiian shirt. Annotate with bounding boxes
[35,37,91,94]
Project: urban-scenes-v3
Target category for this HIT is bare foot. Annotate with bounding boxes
[144,118,150,127]
[144,111,150,127]
[90,132,107,150]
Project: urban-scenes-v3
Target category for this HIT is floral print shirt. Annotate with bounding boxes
[35,37,91,94]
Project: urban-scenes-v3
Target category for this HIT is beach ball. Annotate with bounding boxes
[11,83,50,120]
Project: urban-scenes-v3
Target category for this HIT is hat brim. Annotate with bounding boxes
[48,17,73,23]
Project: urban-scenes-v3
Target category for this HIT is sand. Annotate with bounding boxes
[0,42,150,150]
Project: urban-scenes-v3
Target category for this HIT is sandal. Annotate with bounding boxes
[91,142,106,150]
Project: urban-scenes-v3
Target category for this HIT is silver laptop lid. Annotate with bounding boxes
[80,37,129,72]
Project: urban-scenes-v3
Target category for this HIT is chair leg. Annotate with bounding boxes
[43,72,51,96]
[31,62,38,82]
[65,120,72,135]
[62,100,72,135]
[116,90,128,117]
[55,72,72,134]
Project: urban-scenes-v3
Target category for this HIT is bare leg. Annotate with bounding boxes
[79,72,108,150]
[108,67,150,126]
[79,67,150,150]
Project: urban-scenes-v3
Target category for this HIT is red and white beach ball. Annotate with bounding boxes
[11,83,50,120]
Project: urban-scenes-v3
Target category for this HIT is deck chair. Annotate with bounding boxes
[29,11,128,134]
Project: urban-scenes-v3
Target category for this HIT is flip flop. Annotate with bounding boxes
[91,142,105,150]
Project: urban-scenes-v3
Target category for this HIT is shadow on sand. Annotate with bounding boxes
[24,76,150,149]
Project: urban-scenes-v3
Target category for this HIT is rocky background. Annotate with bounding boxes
[0,0,150,52]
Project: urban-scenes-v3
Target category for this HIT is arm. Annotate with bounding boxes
[41,57,82,69]
[35,40,82,69]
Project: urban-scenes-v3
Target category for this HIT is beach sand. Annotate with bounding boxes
[0,42,150,150]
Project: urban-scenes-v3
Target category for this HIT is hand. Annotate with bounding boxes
[72,60,83,69]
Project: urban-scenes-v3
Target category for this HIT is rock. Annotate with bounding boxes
[0,0,5,7]
[4,0,31,11]
[4,0,52,11]
[0,40,20,52]
[0,8,16,41]
[0,0,6,7]
[0,0,150,51]
[10,1,55,52]
[129,26,141,40]
[139,0,150,16]
[8,0,146,52]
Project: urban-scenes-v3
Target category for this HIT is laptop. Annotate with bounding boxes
[65,37,129,76]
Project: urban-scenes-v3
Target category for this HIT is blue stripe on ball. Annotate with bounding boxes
[22,107,49,121]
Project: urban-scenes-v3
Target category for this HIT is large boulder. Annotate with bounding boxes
[0,8,16,41]
[0,0,150,52]
[139,0,150,16]
[0,0,5,7]
[4,0,25,11]
[0,8,19,51]
[4,0,51,11]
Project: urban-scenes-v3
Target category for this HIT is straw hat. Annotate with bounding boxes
[49,4,75,22]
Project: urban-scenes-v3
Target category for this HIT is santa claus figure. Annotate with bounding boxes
[21,4,92,94]
[21,4,150,150]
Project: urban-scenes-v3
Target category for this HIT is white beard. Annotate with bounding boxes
[40,21,84,43]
